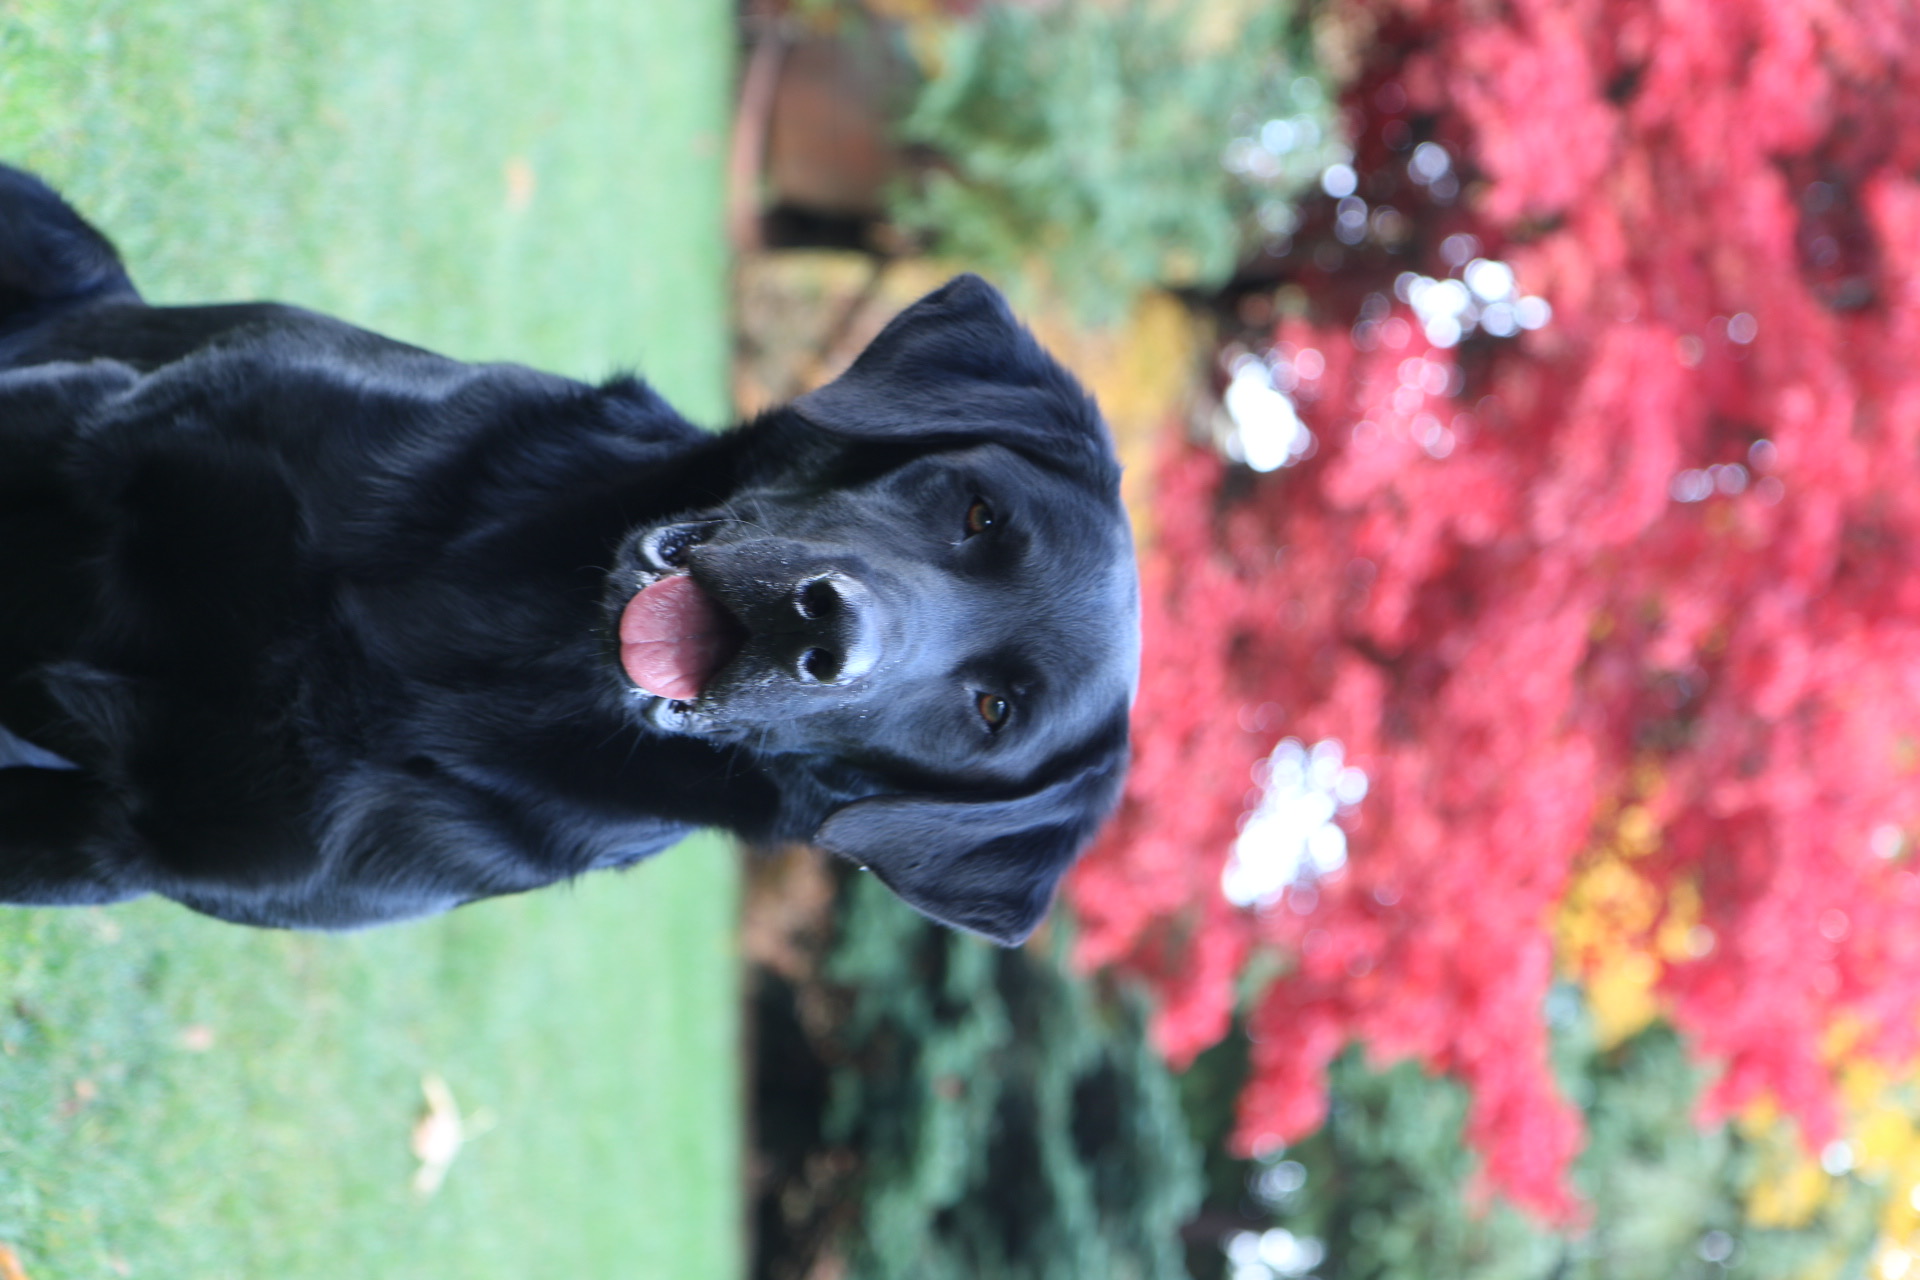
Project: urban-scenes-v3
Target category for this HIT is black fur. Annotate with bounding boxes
[0,164,1138,945]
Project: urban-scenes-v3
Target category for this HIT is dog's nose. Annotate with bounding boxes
[790,572,881,685]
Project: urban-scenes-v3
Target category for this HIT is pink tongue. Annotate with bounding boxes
[618,574,738,700]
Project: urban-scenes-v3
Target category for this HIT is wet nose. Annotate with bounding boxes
[789,572,881,685]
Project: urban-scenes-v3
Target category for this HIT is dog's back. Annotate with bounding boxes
[0,169,143,782]
[0,164,138,332]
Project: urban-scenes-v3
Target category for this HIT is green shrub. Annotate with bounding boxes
[1182,1000,1885,1280]
[894,0,1341,323]
[819,871,1201,1280]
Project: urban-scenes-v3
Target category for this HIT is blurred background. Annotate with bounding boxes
[5,0,1920,1276]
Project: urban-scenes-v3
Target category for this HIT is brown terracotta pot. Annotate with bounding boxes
[731,21,924,250]
[766,29,917,217]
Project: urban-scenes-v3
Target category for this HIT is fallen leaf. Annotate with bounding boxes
[58,1079,97,1118]
[503,158,535,213]
[410,1073,493,1196]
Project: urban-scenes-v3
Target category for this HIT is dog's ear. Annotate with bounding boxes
[812,756,1126,946]
[793,274,1119,487]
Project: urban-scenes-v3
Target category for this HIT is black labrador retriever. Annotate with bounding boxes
[0,164,1137,945]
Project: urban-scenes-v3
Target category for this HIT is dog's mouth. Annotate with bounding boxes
[617,572,747,701]
[612,519,749,707]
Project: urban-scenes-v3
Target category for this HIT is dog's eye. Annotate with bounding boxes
[964,499,997,538]
[975,692,1010,730]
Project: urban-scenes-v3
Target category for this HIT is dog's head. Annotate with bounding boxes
[605,275,1138,945]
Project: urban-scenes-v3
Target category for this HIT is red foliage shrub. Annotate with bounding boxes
[1068,0,1920,1215]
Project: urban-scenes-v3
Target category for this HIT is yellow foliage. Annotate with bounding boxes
[1736,1053,1920,1258]
[1580,952,1661,1048]
[1617,804,1659,857]
[1738,1108,1834,1230]
[1836,1062,1920,1246]
[1025,290,1205,537]
[1749,1159,1835,1231]
[1853,1105,1913,1175]
[1555,802,1676,1048]
[1655,880,1711,961]
[1820,1013,1866,1066]
[1555,778,1721,1048]
[1740,1093,1784,1133]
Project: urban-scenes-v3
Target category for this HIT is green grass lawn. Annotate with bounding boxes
[0,2,740,1276]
